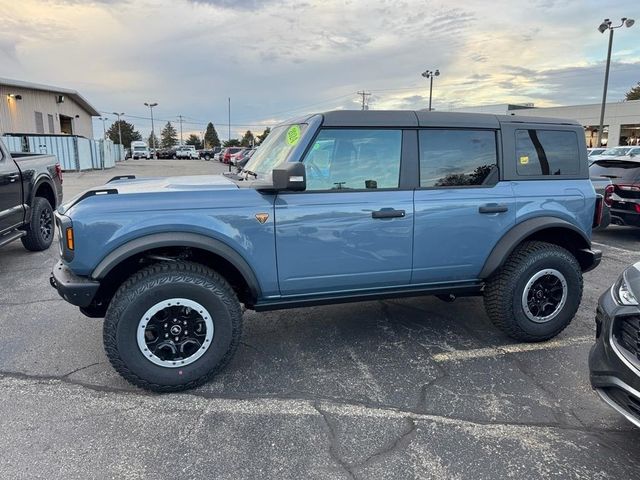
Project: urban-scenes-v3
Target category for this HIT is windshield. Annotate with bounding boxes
[243,124,307,176]
[601,147,630,156]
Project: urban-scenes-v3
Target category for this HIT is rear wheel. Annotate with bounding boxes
[103,262,243,392]
[484,241,583,341]
[21,196,54,251]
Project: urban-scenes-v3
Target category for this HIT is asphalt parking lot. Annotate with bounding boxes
[1,159,640,479]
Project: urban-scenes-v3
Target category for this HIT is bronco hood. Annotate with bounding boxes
[61,174,238,212]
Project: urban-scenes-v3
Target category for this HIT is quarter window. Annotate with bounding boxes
[515,129,580,176]
[303,129,402,190]
[419,130,498,187]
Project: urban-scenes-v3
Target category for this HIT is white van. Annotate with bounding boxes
[130,141,151,159]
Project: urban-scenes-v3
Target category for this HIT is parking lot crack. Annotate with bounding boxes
[357,417,417,468]
[313,402,357,480]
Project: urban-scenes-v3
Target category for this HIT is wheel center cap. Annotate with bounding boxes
[170,325,182,336]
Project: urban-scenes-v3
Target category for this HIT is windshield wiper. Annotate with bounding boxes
[241,169,258,178]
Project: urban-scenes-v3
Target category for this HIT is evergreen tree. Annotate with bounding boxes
[625,81,640,101]
[223,139,241,147]
[204,122,221,148]
[160,122,178,148]
[106,120,141,148]
[185,134,202,149]
[240,130,255,147]
[256,127,270,144]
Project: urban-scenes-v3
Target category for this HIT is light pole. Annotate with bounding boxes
[98,116,109,139]
[421,69,440,112]
[596,17,635,147]
[112,112,125,147]
[144,102,158,152]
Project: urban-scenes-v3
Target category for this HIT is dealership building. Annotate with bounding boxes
[449,100,640,148]
[0,77,99,138]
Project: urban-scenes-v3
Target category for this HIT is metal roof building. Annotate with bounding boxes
[0,77,99,139]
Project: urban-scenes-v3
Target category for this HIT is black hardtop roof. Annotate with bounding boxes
[306,110,581,128]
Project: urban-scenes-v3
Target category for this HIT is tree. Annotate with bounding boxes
[185,134,202,149]
[160,122,178,147]
[106,120,141,148]
[147,132,159,149]
[256,127,270,144]
[625,81,640,101]
[240,130,255,147]
[204,122,221,148]
[223,138,241,147]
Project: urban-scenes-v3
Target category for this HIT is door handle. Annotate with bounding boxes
[479,204,508,214]
[372,209,406,219]
[8,175,20,183]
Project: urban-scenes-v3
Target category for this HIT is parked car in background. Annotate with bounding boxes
[233,148,255,169]
[588,148,607,157]
[0,138,63,251]
[590,261,640,428]
[221,147,243,164]
[590,146,634,162]
[156,147,177,159]
[175,145,199,159]
[589,158,640,228]
[130,141,151,159]
[124,148,132,160]
[199,147,223,161]
[213,151,223,162]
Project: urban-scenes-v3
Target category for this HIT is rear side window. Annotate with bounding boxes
[589,160,640,183]
[516,130,579,176]
[419,129,498,187]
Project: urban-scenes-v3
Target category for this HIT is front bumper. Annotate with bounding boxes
[589,288,640,428]
[50,260,100,307]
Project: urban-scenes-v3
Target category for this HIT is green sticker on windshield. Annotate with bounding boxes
[286,125,301,146]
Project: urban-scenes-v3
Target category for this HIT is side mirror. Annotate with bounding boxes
[272,162,306,191]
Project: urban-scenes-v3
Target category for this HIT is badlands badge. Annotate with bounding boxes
[255,213,269,224]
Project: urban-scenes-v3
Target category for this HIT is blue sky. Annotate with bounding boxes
[1,0,639,140]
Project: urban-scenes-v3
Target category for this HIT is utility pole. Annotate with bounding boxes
[112,112,125,147]
[357,90,371,110]
[144,102,158,152]
[177,115,184,145]
[98,116,108,139]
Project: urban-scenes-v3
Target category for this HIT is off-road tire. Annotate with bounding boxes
[483,241,583,342]
[103,261,243,392]
[21,196,54,251]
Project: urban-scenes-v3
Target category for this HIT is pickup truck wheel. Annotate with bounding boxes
[21,196,54,251]
[483,241,582,342]
[103,261,242,392]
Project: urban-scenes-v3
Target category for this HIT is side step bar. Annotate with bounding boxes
[0,230,26,248]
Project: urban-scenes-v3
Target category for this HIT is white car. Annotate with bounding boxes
[589,146,634,162]
[130,141,151,159]
[175,145,199,159]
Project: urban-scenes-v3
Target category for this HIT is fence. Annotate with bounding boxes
[2,134,123,171]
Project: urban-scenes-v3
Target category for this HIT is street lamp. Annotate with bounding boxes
[596,17,635,147]
[112,112,125,147]
[144,102,158,153]
[98,116,109,139]
[421,69,440,112]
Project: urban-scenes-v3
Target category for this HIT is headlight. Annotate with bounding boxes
[616,273,639,306]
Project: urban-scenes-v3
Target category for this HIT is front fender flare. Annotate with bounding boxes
[91,232,261,300]
[479,217,591,279]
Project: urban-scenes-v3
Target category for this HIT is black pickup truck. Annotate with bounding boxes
[0,139,63,251]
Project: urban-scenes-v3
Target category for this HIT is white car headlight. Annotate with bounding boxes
[617,274,639,306]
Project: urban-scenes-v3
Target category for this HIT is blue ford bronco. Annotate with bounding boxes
[50,110,603,392]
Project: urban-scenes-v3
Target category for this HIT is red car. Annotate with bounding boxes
[221,147,244,164]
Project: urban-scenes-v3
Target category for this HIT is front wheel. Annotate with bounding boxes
[21,196,54,251]
[483,241,583,342]
[103,262,243,392]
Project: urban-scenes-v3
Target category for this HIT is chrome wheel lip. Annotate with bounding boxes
[137,298,214,368]
[521,268,568,324]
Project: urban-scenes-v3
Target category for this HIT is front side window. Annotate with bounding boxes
[516,129,580,176]
[419,129,497,187]
[303,129,402,191]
